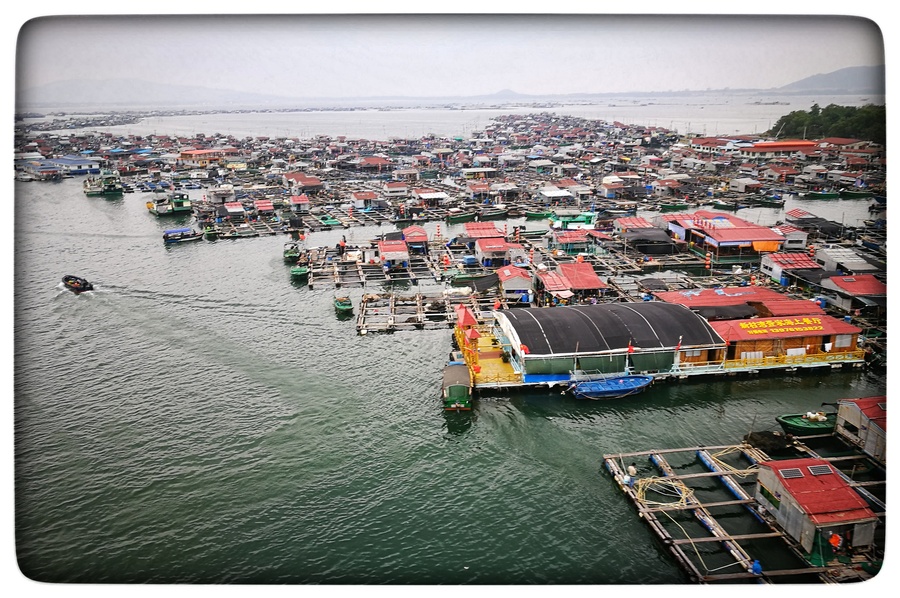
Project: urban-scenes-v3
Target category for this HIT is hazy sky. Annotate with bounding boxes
[12,8,887,100]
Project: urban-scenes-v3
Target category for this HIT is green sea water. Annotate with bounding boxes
[13,175,886,585]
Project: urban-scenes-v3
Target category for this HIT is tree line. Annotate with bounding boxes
[769,103,886,146]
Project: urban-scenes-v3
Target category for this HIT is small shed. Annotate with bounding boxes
[289,194,310,213]
[754,458,879,566]
[834,396,886,466]
[496,265,533,304]
[557,262,608,302]
[377,239,410,268]
[474,237,509,267]
[401,225,430,255]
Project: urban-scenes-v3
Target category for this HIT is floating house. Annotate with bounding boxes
[653,285,827,321]
[818,274,887,315]
[706,314,863,370]
[493,302,722,386]
[219,201,246,222]
[753,458,880,569]
[556,262,608,303]
[834,396,886,466]
[812,245,883,276]
[547,229,593,256]
[496,265,533,305]
[400,225,430,255]
[377,239,410,270]
[288,194,311,213]
[759,252,822,285]
[769,223,809,251]
[662,210,785,266]
[620,227,680,255]
[473,237,509,267]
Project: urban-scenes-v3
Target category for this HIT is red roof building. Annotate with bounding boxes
[756,457,877,526]
[557,262,607,292]
[708,313,859,342]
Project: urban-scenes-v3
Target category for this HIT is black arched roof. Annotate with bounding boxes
[500,302,723,355]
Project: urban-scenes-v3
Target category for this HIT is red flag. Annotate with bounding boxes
[627,340,634,354]
[675,336,682,351]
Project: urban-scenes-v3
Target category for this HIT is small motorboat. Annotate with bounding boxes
[334,296,353,316]
[776,411,837,436]
[62,275,94,294]
[567,374,654,400]
[162,228,203,244]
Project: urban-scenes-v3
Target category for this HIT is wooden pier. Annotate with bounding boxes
[355,292,459,334]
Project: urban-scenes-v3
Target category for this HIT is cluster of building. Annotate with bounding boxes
[14,111,888,382]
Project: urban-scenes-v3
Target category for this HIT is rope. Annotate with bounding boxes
[634,475,755,576]
[634,477,695,507]
[707,445,758,479]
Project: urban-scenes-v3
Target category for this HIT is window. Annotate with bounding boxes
[834,334,852,348]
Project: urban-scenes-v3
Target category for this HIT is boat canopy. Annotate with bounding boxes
[164,228,193,234]
[496,302,724,356]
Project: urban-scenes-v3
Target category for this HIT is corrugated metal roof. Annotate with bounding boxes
[758,458,876,525]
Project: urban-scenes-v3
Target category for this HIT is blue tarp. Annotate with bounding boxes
[164,228,193,234]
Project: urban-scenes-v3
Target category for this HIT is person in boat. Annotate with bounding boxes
[627,463,638,477]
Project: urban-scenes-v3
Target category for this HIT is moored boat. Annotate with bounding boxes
[334,295,353,315]
[83,169,124,196]
[445,208,478,224]
[567,374,654,400]
[283,241,303,262]
[62,275,94,293]
[442,360,473,411]
[290,263,310,280]
[162,227,203,244]
[802,190,840,199]
[477,207,509,221]
[147,191,193,216]
[839,189,874,199]
[775,411,837,436]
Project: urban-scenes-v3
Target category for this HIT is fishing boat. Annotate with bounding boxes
[290,262,310,281]
[567,373,654,400]
[477,206,509,221]
[283,241,303,262]
[442,359,473,411]
[755,195,786,207]
[445,208,478,224]
[62,275,94,294]
[524,209,552,220]
[146,191,193,216]
[658,202,690,213]
[162,227,203,244]
[775,411,837,436]
[802,190,840,199]
[839,189,874,199]
[334,295,353,315]
[82,169,124,196]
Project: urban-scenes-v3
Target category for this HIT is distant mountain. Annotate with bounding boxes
[777,65,884,94]
[16,65,886,112]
